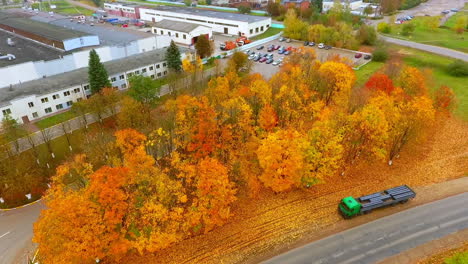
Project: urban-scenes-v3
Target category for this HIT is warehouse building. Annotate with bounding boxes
[0,47,180,124]
[322,0,363,11]
[138,6,271,37]
[103,2,141,19]
[151,20,212,45]
[0,13,99,51]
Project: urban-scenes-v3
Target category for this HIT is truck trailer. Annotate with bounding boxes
[339,185,416,219]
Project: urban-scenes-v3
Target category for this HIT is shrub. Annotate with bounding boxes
[372,47,389,62]
[377,22,391,33]
[238,4,251,14]
[401,22,415,36]
[446,60,468,77]
[444,251,468,264]
[357,24,377,45]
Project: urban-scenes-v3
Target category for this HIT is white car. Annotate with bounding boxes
[318,43,325,49]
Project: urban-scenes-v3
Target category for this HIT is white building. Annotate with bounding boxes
[0,48,186,124]
[139,5,271,37]
[322,0,364,12]
[152,20,212,46]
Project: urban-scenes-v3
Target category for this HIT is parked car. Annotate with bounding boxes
[355,53,363,59]
[364,54,372,60]
[248,54,256,60]
[284,50,291,55]
[441,10,450,14]
[318,43,325,49]
[274,45,280,50]
[304,41,309,46]
[278,48,285,54]
[450,8,459,12]
[279,37,286,42]
[256,45,264,50]
[286,38,291,43]
[272,60,281,66]
[267,46,274,52]
[266,58,274,64]
[324,45,332,50]
[253,56,261,61]
[308,42,315,46]
[259,57,268,63]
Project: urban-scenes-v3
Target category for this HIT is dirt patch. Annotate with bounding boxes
[121,117,468,264]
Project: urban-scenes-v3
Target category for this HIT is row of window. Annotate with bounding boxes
[143,11,240,28]
[157,30,188,40]
[250,24,269,34]
[37,88,81,106]
[1,100,78,119]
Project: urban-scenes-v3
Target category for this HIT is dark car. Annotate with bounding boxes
[304,41,309,46]
[267,46,274,52]
[274,45,280,50]
[355,53,363,59]
[259,57,268,63]
[308,42,315,46]
[324,45,332,50]
[253,56,261,62]
[256,45,264,50]
[266,58,274,64]
[364,54,372,60]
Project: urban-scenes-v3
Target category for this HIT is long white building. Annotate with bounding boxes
[139,5,271,38]
[0,48,181,124]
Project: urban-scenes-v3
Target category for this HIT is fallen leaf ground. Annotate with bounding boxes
[121,117,468,264]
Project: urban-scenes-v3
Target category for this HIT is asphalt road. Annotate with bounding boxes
[264,192,468,264]
[0,202,45,264]
[380,35,468,62]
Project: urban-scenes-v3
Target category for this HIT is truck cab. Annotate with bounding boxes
[339,196,361,218]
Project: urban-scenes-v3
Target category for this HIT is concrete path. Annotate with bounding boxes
[264,192,468,264]
[380,35,468,61]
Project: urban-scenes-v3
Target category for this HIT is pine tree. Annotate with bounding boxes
[88,49,111,94]
[165,40,182,72]
[195,35,213,59]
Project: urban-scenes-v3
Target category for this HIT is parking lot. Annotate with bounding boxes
[230,38,370,79]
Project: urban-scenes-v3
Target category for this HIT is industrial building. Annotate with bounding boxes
[151,20,212,45]
[103,2,141,19]
[0,13,99,51]
[0,48,178,124]
[322,0,363,12]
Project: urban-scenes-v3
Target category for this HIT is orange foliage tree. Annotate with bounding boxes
[365,73,395,95]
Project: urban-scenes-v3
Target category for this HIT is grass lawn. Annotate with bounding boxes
[32,1,94,16]
[35,110,78,130]
[384,16,468,53]
[354,61,385,86]
[443,3,468,29]
[250,27,282,41]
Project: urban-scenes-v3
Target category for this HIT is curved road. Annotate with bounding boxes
[264,192,468,264]
[0,202,45,264]
[380,35,468,62]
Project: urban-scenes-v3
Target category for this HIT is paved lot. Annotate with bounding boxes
[398,0,465,17]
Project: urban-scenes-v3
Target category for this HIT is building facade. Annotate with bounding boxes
[103,3,141,19]
[152,20,212,45]
[322,0,363,11]
[0,48,179,124]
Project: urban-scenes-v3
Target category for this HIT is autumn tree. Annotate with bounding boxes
[117,96,150,130]
[365,73,395,95]
[317,61,356,106]
[1,115,25,154]
[453,15,467,34]
[195,35,213,59]
[425,16,440,31]
[434,85,456,113]
[397,66,427,96]
[284,9,308,40]
[227,51,252,74]
[258,104,278,132]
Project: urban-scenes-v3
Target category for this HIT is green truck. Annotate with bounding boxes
[339,185,416,219]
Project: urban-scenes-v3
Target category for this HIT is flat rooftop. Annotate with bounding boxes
[143,5,270,23]
[0,47,187,107]
[154,19,209,33]
[0,12,92,41]
[0,31,71,68]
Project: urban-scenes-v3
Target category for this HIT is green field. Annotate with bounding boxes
[35,110,78,130]
[444,3,468,28]
[32,1,94,16]
[354,45,468,119]
[384,16,468,53]
[251,27,283,41]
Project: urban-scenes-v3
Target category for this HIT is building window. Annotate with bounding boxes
[183,34,186,39]
[52,94,60,100]
[119,75,125,80]
[74,88,80,93]
[156,64,160,69]
[32,112,38,118]
[163,70,167,75]
[128,73,133,77]
[64,91,71,96]
[267,24,270,28]
[261,26,264,31]
[149,66,154,71]
[168,32,171,36]
[41,97,49,103]
[160,30,164,35]
[142,68,147,73]
[250,29,253,34]
[66,101,73,107]
[56,104,63,110]
[45,107,52,114]
[135,70,140,74]
[151,74,155,79]
[256,27,259,33]
[157,72,162,77]
[28,102,34,108]
[176,33,179,38]
[84,85,90,90]
[163,62,167,67]
[111,77,117,82]
[121,83,127,89]
[2,108,11,116]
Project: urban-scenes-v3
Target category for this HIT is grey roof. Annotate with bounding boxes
[0,13,92,41]
[0,47,181,107]
[145,5,269,23]
[154,19,208,33]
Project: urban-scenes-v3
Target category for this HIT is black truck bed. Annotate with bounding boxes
[359,185,416,212]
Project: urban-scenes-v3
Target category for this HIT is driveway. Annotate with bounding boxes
[264,192,468,264]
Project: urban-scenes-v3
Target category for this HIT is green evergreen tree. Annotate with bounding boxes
[165,41,182,72]
[88,49,111,94]
[315,0,323,13]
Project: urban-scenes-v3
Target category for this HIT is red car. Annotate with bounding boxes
[122,24,128,28]
[286,46,293,51]
[259,57,268,63]
[355,53,363,59]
